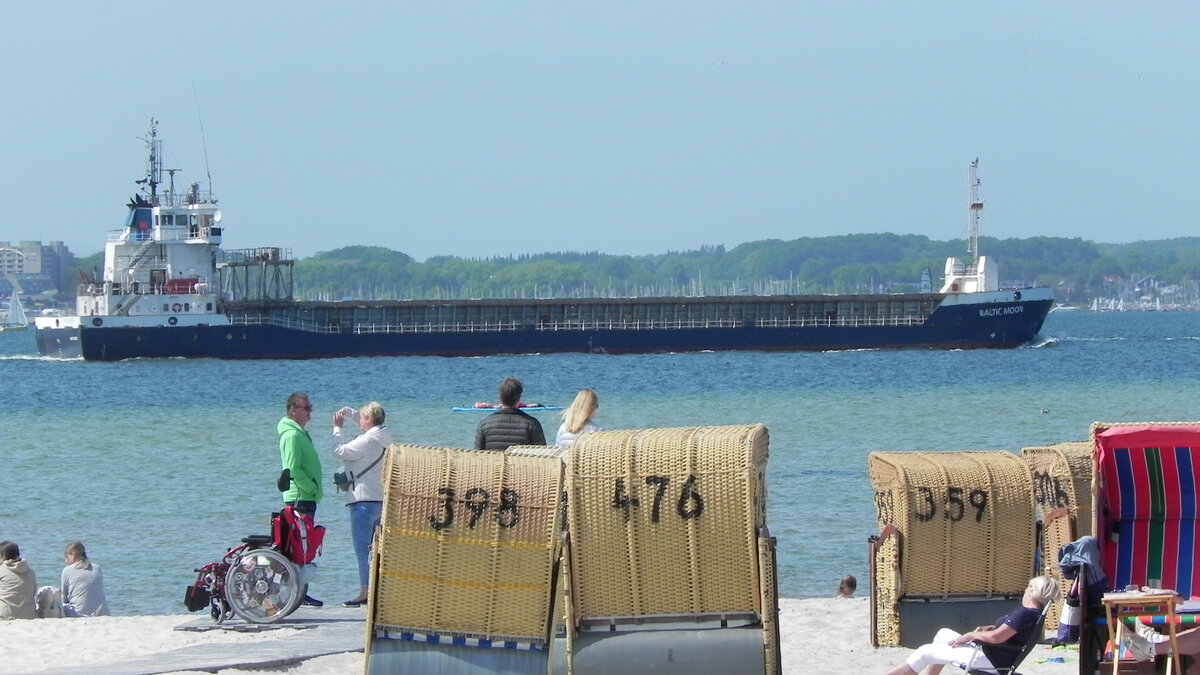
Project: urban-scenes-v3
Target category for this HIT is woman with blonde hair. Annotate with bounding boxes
[61,541,109,617]
[332,401,392,607]
[882,575,1058,675]
[556,389,601,448]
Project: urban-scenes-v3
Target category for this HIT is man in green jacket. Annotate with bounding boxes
[278,392,324,607]
[279,392,323,514]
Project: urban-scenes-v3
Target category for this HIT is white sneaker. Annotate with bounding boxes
[1122,626,1157,662]
[1135,621,1169,644]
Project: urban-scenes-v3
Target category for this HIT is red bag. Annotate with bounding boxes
[272,506,325,565]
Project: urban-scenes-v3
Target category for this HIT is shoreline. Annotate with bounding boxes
[0,598,1080,674]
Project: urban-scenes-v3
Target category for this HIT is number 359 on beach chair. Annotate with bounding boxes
[868,451,1037,649]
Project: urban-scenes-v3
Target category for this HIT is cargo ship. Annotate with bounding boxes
[34,127,1052,361]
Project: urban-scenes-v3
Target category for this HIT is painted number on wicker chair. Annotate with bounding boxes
[612,475,705,523]
[873,491,896,524]
[428,487,522,531]
[1032,470,1072,509]
[912,487,989,523]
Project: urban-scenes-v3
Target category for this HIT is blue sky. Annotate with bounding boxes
[2,3,1196,260]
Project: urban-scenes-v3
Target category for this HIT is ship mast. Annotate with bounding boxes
[967,158,983,265]
[138,119,163,204]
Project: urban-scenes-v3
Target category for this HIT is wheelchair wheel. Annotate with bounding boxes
[224,548,302,623]
[210,596,231,624]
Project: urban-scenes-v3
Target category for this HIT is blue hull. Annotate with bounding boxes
[74,297,1053,361]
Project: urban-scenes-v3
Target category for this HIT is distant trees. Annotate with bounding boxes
[67,235,1200,304]
[280,235,1200,303]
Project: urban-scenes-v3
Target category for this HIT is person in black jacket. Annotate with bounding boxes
[475,376,546,450]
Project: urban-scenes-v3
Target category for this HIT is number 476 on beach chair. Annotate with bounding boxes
[954,603,1050,675]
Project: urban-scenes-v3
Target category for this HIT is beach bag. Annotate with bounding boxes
[184,579,211,612]
[36,586,63,619]
[273,505,325,565]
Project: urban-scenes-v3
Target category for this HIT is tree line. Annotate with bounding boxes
[73,234,1200,303]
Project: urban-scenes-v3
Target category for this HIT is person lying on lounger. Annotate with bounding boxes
[1119,587,1200,662]
[881,575,1060,675]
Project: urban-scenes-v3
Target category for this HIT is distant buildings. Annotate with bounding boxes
[0,240,73,297]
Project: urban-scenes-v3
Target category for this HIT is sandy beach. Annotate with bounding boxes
[0,597,1083,674]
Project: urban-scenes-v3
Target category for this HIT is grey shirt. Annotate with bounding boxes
[61,560,110,617]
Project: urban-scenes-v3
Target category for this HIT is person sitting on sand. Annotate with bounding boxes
[882,575,1059,675]
[0,541,37,620]
[837,574,857,598]
[556,389,602,448]
[61,541,110,617]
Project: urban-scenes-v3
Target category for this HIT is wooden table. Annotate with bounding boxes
[1102,592,1181,675]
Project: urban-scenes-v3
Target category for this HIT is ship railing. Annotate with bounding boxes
[104,226,220,244]
[229,314,331,333]
[222,248,294,265]
[225,314,930,334]
[77,279,215,297]
[535,318,743,330]
[353,321,522,334]
[756,315,928,328]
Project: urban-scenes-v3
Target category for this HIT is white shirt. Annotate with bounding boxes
[331,424,392,503]
[555,421,601,448]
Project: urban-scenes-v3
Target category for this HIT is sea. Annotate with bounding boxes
[1,309,1198,616]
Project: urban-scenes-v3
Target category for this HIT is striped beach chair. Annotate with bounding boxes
[1094,423,1200,598]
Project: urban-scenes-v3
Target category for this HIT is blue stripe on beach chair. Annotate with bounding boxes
[376,628,547,651]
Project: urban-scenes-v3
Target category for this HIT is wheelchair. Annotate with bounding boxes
[186,509,316,624]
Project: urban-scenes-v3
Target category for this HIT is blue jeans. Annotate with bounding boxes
[286,500,317,517]
[349,501,382,589]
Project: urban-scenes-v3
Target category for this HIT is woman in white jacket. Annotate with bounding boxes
[331,401,393,607]
[556,389,601,448]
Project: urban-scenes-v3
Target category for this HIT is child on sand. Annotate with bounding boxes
[837,574,857,598]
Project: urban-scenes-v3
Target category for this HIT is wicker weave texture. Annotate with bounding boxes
[869,451,1035,597]
[1022,441,1093,538]
[375,445,562,642]
[872,530,901,647]
[759,534,780,674]
[1039,510,1074,631]
[567,425,769,619]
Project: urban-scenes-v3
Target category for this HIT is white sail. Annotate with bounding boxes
[4,290,28,327]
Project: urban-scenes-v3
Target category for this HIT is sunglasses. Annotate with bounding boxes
[293,404,313,412]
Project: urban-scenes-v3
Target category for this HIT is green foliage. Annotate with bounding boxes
[68,235,1200,302]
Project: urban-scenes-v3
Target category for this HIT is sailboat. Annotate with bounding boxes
[0,290,29,331]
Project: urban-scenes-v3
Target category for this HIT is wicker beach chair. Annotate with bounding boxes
[868,451,1037,648]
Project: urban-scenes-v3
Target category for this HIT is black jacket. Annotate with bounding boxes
[474,408,546,450]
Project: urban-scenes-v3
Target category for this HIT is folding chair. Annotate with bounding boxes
[959,604,1049,675]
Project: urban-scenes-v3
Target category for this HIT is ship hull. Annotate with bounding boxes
[69,291,1053,361]
[33,320,82,359]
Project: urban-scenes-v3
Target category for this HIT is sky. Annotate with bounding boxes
[2,3,1197,261]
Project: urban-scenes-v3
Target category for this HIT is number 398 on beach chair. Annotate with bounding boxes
[184,505,325,624]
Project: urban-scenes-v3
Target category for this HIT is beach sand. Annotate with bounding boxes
[0,597,1084,674]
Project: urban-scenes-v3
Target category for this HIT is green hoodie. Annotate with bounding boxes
[278,416,323,503]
